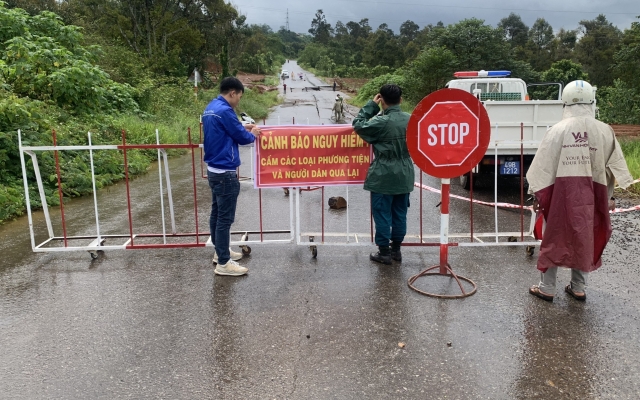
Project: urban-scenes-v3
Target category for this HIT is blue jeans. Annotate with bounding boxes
[208,171,240,265]
[371,192,410,247]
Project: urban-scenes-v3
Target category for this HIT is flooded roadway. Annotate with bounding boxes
[1,62,640,399]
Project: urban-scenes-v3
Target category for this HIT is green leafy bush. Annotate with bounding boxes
[598,79,640,125]
[0,4,138,114]
[354,73,408,104]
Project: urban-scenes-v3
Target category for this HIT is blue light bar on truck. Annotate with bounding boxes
[454,70,511,78]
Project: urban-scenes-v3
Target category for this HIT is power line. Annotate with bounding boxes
[232,4,638,30]
[341,0,640,16]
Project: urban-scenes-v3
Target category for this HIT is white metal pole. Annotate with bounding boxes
[162,150,176,234]
[439,178,451,274]
[88,132,102,243]
[494,126,499,243]
[295,187,301,245]
[18,130,37,251]
[26,151,53,237]
[346,185,350,243]
[156,130,167,244]
[289,182,294,242]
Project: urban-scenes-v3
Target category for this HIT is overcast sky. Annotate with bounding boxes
[229,0,639,34]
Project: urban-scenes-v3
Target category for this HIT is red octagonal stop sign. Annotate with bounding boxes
[407,88,490,178]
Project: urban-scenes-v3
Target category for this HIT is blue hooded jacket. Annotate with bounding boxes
[202,95,255,170]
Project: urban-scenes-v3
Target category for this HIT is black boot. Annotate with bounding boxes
[370,246,392,265]
[390,242,402,262]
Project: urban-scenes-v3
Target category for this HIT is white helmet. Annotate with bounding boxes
[562,80,595,106]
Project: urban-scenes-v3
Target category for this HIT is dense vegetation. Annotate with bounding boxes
[2,2,639,224]
[0,1,283,223]
[298,10,640,126]
[297,9,640,187]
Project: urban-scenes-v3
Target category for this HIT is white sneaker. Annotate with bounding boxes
[214,260,248,276]
[212,248,243,264]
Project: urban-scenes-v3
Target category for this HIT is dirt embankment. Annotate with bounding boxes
[611,125,640,140]
[235,72,278,93]
[335,77,369,94]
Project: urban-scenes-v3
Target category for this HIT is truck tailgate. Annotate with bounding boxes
[483,100,563,154]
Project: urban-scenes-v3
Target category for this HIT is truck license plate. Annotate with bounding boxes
[500,161,520,175]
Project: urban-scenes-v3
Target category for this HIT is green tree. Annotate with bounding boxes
[402,46,458,102]
[598,80,640,124]
[552,28,577,62]
[308,9,333,45]
[355,73,407,103]
[399,20,420,44]
[277,27,306,57]
[4,0,58,15]
[575,14,621,87]
[429,18,511,71]
[0,5,137,113]
[59,0,240,77]
[599,16,640,124]
[498,13,528,48]
[530,59,588,100]
[614,16,640,90]
[362,24,400,67]
[297,42,328,68]
[526,18,554,71]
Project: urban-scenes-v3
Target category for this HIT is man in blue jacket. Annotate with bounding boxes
[203,77,261,276]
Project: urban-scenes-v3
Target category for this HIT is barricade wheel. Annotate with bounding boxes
[242,246,252,255]
[526,246,535,256]
[90,251,99,259]
[311,246,317,258]
[508,236,517,242]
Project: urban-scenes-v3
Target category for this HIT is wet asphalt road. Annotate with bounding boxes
[1,62,640,399]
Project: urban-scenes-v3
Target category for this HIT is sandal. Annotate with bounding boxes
[565,284,586,301]
[529,285,554,302]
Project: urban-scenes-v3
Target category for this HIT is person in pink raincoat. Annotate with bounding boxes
[527,80,633,302]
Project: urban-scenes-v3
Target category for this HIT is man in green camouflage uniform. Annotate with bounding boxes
[353,84,415,264]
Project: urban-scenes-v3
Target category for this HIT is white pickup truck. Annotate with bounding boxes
[445,71,571,189]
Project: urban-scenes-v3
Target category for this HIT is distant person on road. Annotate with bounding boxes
[353,84,415,265]
[203,77,261,276]
[332,95,344,122]
[527,80,632,302]
[283,83,287,94]
[333,80,337,91]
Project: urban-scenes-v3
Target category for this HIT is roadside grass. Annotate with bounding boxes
[237,87,281,121]
[0,83,282,224]
[264,75,280,86]
[619,138,640,195]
